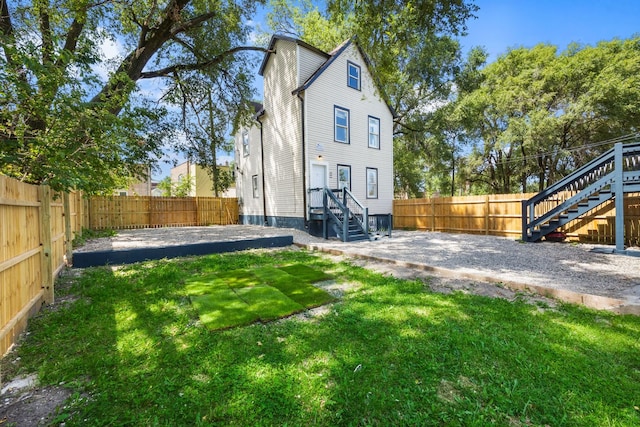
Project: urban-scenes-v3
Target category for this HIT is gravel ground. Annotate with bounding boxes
[73,225,640,308]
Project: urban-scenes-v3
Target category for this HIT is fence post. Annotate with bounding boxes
[431,198,436,232]
[39,185,54,304]
[63,192,73,266]
[485,195,490,235]
[614,142,625,252]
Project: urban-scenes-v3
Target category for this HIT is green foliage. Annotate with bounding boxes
[156,177,173,197]
[6,249,640,425]
[155,175,193,197]
[173,175,193,197]
[0,0,264,193]
[456,37,640,194]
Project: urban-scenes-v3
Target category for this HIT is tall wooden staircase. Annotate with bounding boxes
[522,142,640,250]
[308,187,371,242]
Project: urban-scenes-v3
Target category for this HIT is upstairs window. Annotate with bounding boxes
[334,106,350,144]
[242,132,249,157]
[347,62,361,90]
[368,116,380,149]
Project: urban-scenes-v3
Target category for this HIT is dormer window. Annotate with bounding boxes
[347,61,360,90]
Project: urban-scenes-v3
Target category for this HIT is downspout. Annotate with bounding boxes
[297,92,308,228]
[257,113,268,225]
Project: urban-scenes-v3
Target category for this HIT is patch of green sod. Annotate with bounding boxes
[252,266,335,308]
[190,289,258,330]
[252,265,293,284]
[184,273,228,295]
[188,264,333,329]
[278,264,332,283]
[214,269,261,289]
[236,285,305,321]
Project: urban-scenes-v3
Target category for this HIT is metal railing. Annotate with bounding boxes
[522,141,640,241]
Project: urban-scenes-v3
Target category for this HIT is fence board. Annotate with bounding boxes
[0,175,86,356]
[394,193,640,244]
[89,196,238,229]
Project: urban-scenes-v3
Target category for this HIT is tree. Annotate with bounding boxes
[1,0,266,192]
[156,174,192,196]
[157,176,173,197]
[456,37,640,194]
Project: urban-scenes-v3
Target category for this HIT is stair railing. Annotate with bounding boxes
[342,188,369,240]
[522,141,640,241]
[323,188,349,240]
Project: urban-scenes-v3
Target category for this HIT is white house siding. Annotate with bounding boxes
[261,39,304,222]
[297,45,328,86]
[235,124,263,220]
[304,43,394,215]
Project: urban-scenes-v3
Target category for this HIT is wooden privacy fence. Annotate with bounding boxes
[0,175,86,356]
[88,196,238,229]
[393,193,640,245]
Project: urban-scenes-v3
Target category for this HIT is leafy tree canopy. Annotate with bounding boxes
[457,37,640,194]
[1,0,265,193]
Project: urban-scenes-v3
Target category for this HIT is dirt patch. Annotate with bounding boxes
[1,378,73,426]
[0,270,84,426]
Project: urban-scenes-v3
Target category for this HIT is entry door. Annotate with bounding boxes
[310,163,327,189]
[310,163,327,209]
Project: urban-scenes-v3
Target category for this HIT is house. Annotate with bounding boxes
[113,166,156,196]
[170,161,236,198]
[235,35,394,240]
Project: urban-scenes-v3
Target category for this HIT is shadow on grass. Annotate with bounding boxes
[9,250,640,426]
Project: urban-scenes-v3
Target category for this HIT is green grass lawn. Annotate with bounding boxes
[4,249,640,426]
[184,264,334,330]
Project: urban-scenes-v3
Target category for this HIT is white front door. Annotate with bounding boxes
[309,163,327,211]
[310,163,327,189]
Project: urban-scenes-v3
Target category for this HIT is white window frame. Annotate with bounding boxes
[243,132,250,157]
[334,106,350,144]
[252,174,259,198]
[347,61,361,90]
[368,116,380,149]
[366,167,378,199]
[337,164,351,190]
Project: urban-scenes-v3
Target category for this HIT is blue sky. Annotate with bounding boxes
[461,0,640,60]
[153,0,640,179]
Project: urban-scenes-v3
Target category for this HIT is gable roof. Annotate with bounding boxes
[291,37,397,118]
[258,34,330,77]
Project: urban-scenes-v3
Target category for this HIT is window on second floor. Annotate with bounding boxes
[368,116,380,149]
[242,132,249,157]
[334,106,350,144]
[347,61,360,90]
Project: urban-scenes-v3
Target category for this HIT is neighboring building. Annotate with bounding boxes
[235,34,394,239]
[113,167,156,196]
[170,161,236,197]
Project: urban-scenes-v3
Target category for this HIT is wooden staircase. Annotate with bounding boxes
[308,187,370,242]
[522,141,640,248]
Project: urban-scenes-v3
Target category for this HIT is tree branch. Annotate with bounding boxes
[39,4,54,65]
[0,0,17,65]
[139,46,270,79]
[170,10,216,35]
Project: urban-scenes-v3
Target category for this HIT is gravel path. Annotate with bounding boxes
[73,225,640,310]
